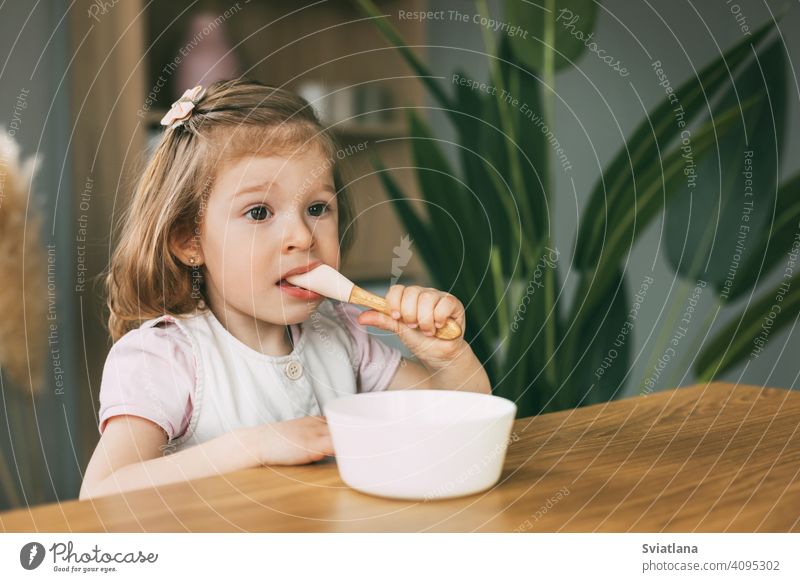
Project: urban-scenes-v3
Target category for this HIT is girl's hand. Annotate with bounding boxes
[258,416,333,465]
[356,285,470,369]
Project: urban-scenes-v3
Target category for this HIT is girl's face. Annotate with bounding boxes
[199,146,341,324]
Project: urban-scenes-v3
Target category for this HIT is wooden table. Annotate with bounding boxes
[2,383,799,532]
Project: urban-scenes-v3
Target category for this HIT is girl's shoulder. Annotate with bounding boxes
[113,313,195,354]
[106,313,199,379]
[100,314,197,440]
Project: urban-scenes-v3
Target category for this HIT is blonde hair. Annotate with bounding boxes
[106,78,355,342]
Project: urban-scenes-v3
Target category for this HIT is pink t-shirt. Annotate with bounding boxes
[98,303,403,440]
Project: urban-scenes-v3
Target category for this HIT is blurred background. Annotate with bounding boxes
[1,0,798,509]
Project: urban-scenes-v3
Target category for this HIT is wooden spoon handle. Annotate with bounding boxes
[349,286,463,341]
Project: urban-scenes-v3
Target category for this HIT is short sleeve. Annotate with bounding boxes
[335,302,403,393]
[98,320,194,441]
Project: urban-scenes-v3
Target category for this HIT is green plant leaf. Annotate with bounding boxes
[561,269,630,408]
[504,0,598,73]
[477,19,545,252]
[725,172,800,301]
[574,19,774,270]
[405,111,496,320]
[406,110,475,243]
[665,38,786,290]
[369,153,442,277]
[496,34,550,243]
[572,99,747,315]
[465,5,548,272]
[496,244,563,417]
[448,35,551,276]
[561,101,747,374]
[695,272,800,381]
[449,67,520,277]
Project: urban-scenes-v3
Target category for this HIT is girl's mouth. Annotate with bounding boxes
[277,279,322,300]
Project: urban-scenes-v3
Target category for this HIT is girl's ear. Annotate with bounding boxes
[169,223,204,267]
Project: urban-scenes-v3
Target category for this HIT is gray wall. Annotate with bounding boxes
[424,0,800,395]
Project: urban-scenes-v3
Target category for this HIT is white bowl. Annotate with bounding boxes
[324,390,517,500]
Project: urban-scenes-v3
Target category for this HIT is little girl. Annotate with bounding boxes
[80,79,491,500]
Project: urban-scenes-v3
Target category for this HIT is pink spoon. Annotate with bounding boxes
[286,265,462,341]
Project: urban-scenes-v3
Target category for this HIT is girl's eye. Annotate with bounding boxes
[246,205,271,221]
[308,203,331,217]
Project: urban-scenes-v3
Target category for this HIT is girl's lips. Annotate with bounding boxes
[277,279,322,300]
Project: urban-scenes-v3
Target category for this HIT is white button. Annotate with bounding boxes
[285,360,303,380]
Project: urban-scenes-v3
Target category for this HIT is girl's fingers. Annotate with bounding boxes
[357,310,400,334]
[417,291,439,335]
[317,434,334,456]
[433,294,460,328]
[400,286,422,327]
[385,284,405,320]
[384,285,466,335]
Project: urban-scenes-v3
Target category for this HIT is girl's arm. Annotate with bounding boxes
[357,285,491,395]
[80,414,332,500]
[387,353,492,394]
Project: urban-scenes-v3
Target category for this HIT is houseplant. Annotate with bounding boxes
[356,0,798,417]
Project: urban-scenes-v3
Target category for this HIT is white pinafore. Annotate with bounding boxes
[137,300,360,453]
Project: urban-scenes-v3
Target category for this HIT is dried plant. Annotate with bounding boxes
[0,129,46,395]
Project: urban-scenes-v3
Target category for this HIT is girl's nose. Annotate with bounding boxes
[281,217,314,252]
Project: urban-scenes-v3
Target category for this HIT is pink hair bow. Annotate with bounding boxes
[160,85,206,129]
